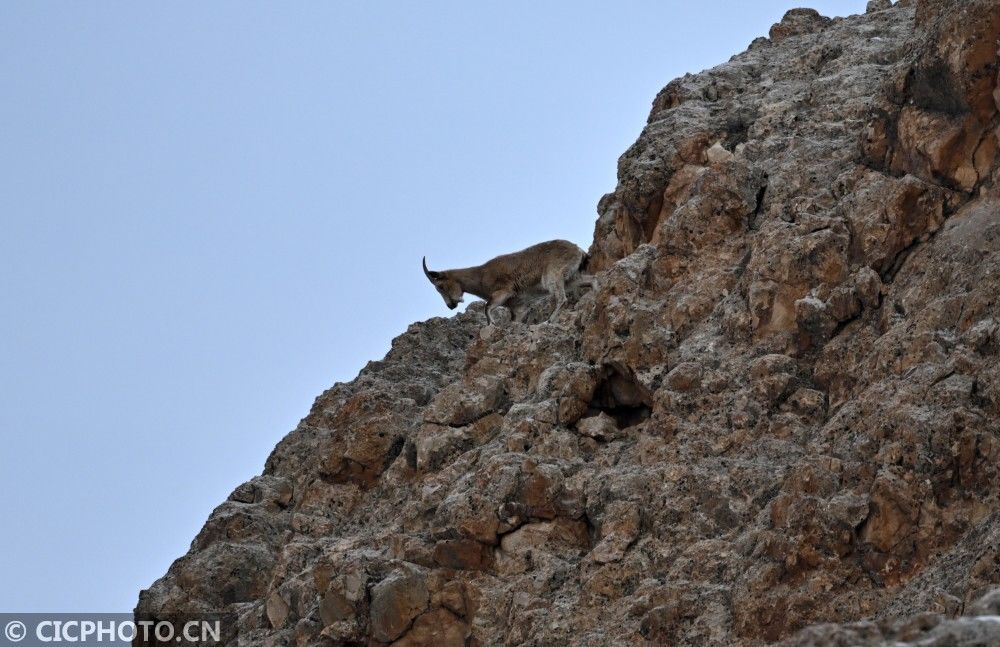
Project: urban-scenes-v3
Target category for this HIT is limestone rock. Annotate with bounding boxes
[782,589,1000,646]
[369,570,429,643]
[769,9,832,43]
[575,412,620,440]
[665,361,703,392]
[392,608,468,646]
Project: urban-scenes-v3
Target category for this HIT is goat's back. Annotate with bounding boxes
[482,239,585,289]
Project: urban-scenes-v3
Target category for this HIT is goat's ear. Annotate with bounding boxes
[422,256,441,281]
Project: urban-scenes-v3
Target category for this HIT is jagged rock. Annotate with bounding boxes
[264,591,290,629]
[853,266,882,309]
[588,500,640,564]
[136,1,1000,644]
[664,361,703,392]
[705,141,734,164]
[575,412,620,440]
[769,8,832,43]
[369,569,429,643]
[781,588,1000,646]
[795,294,837,347]
[432,539,493,571]
[826,284,860,323]
[392,608,469,646]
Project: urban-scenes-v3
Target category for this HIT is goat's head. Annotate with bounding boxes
[423,256,464,310]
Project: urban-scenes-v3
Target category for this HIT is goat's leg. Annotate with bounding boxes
[511,300,527,323]
[549,289,567,321]
[544,275,568,322]
[486,287,514,325]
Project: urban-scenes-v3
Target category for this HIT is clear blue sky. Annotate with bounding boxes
[0,1,867,612]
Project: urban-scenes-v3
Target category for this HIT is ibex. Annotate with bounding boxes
[423,239,591,324]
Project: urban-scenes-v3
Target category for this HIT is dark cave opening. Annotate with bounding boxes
[588,363,653,429]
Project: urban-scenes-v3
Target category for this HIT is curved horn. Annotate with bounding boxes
[422,256,439,280]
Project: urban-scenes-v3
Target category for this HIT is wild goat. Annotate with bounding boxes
[423,239,591,324]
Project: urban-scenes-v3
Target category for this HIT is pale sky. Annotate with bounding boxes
[0,0,868,612]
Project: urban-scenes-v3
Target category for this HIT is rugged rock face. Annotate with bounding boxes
[136,1,1000,645]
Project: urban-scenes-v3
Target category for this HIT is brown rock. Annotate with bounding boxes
[862,472,919,554]
[826,285,860,323]
[853,267,882,309]
[795,295,837,347]
[265,591,290,629]
[575,412,621,440]
[665,361,703,391]
[391,608,468,647]
[589,501,640,564]
[432,539,493,571]
[706,142,734,165]
[370,570,429,643]
[431,579,466,617]
[318,588,354,627]
[769,8,832,42]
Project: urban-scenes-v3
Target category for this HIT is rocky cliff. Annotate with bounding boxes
[136,1,1000,645]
